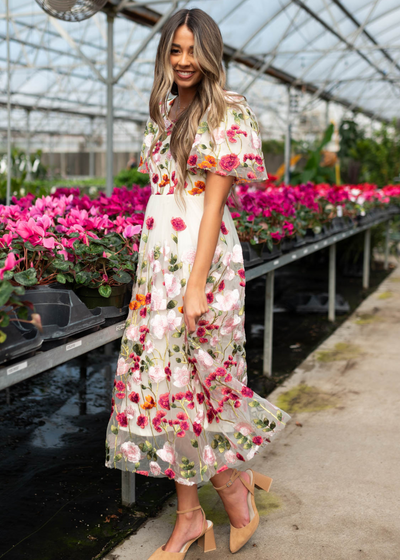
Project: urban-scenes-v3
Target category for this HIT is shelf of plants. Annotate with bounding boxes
[0,180,399,391]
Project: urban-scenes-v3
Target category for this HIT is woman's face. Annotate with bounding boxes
[170,24,202,90]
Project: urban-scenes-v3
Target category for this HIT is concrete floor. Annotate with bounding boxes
[105,266,400,560]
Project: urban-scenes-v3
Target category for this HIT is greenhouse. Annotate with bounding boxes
[1,1,399,559]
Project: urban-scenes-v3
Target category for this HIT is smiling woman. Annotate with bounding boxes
[105,7,291,559]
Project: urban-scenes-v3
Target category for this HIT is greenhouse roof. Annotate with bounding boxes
[1,0,400,142]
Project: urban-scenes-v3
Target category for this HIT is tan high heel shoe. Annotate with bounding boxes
[147,504,217,559]
[213,468,273,553]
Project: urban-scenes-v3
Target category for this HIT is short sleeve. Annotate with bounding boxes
[138,116,158,174]
[186,98,267,183]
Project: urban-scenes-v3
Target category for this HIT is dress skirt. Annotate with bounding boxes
[105,192,291,485]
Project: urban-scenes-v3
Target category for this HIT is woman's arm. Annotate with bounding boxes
[183,171,234,334]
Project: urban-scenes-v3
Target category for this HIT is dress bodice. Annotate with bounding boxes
[138,91,268,197]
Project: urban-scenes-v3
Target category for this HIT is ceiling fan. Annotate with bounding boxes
[34,0,108,22]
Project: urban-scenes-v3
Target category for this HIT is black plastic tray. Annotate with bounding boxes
[0,309,43,364]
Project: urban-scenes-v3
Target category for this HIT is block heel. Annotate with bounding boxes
[197,524,217,552]
[253,471,273,492]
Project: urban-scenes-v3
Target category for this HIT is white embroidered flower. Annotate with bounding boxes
[231,244,243,263]
[126,324,139,342]
[173,365,190,387]
[152,260,161,274]
[164,273,181,298]
[121,441,141,463]
[220,314,241,335]
[117,357,130,376]
[234,422,253,436]
[194,410,204,424]
[210,335,219,347]
[162,241,171,259]
[150,314,168,339]
[202,445,216,466]
[182,248,197,264]
[196,349,214,368]
[156,442,176,464]
[251,130,261,150]
[213,289,240,312]
[125,406,136,420]
[150,461,162,475]
[145,339,154,353]
[225,450,237,464]
[148,365,166,384]
[192,133,202,147]
[144,133,154,148]
[176,477,195,486]
[212,244,223,264]
[151,287,166,311]
[222,251,232,267]
[225,267,235,281]
[167,309,182,331]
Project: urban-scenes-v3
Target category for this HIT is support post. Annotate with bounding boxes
[328,243,336,322]
[121,471,136,507]
[284,86,291,185]
[384,220,390,271]
[26,110,32,182]
[6,0,11,206]
[106,14,114,196]
[89,116,95,177]
[263,270,274,377]
[363,228,371,289]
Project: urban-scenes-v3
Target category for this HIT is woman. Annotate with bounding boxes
[105,8,291,558]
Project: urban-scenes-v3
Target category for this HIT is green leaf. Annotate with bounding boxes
[172,345,180,352]
[114,454,122,462]
[56,273,66,284]
[0,330,6,343]
[111,424,119,435]
[99,285,112,298]
[112,271,132,283]
[0,281,14,306]
[191,439,199,448]
[52,259,70,271]
[13,269,37,286]
[167,300,177,309]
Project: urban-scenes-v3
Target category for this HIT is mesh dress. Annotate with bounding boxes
[105,91,291,485]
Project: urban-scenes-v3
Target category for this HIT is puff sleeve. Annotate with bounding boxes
[186,99,268,183]
[138,116,158,174]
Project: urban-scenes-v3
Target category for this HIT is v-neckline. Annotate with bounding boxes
[165,95,178,123]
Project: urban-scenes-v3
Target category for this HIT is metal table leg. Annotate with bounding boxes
[328,243,336,322]
[384,220,390,271]
[263,270,274,378]
[363,229,371,289]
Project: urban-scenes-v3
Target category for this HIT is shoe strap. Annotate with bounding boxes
[213,468,254,495]
[176,504,202,514]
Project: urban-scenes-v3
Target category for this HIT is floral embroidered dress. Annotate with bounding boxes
[105,91,291,485]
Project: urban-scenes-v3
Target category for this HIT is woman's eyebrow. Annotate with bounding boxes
[171,43,194,48]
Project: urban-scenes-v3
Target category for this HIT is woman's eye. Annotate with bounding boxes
[171,49,179,54]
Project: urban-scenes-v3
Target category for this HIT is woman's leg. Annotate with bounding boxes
[210,468,251,529]
[163,481,205,552]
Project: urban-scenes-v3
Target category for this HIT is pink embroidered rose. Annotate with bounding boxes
[251,130,261,150]
[219,153,240,172]
[150,287,166,311]
[213,289,240,312]
[158,393,170,410]
[220,314,241,336]
[146,216,155,230]
[234,422,253,436]
[126,325,139,342]
[116,412,128,427]
[231,244,243,263]
[224,450,237,464]
[150,314,168,339]
[202,445,216,466]
[247,171,257,180]
[241,386,254,398]
[116,357,130,376]
[182,248,197,264]
[165,468,176,479]
[196,349,214,368]
[136,414,148,429]
[121,441,141,463]
[173,365,190,387]
[164,273,181,298]
[253,436,263,446]
[187,154,198,167]
[128,391,140,403]
[157,442,176,464]
[148,365,166,384]
[150,461,162,475]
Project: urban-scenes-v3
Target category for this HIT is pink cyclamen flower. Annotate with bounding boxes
[0,252,23,279]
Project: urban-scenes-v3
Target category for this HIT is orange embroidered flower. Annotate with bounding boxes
[136,294,146,305]
[198,160,214,169]
[160,173,170,188]
[178,306,184,313]
[188,180,206,196]
[205,155,216,166]
[140,395,156,410]
[129,300,141,310]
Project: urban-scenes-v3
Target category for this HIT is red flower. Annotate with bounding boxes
[219,153,240,172]
[218,280,225,292]
[136,470,149,476]
[217,465,229,473]
[152,174,159,184]
[236,453,245,461]
[193,422,202,436]
[177,412,188,421]
[129,391,140,403]
[146,216,154,230]
[171,217,187,232]
[187,154,198,167]
[116,412,128,427]
[136,414,148,429]
[115,380,125,392]
[238,268,245,279]
[115,392,125,399]
[252,436,263,446]
[196,393,205,404]
[206,292,214,304]
[165,468,175,479]
[185,391,194,401]
[176,430,186,438]
[241,386,254,398]
[196,327,206,337]
[145,292,151,305]
[199,337,208,343]
[158,393,170,410]
[220,221,229,235]
[140,307,147,318]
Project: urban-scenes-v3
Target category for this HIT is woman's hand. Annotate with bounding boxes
[183,283,209,335]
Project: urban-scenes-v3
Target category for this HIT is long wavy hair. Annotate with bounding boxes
[148,8,245,212]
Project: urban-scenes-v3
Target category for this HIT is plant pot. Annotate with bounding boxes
[304,228,323,244]
[240,241,263,268]
[0,308,43,365]
[74,283,129,310]
[16,285,104,341]
[280,237,296,253]
[261,242,282,261]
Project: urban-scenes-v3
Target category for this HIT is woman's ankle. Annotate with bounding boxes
[210,467,234,489]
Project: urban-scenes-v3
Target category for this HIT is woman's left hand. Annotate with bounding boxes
[183,284,209,335]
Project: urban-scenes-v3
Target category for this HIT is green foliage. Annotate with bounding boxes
[339,119,364,159]
[290,124,336,185]
[349,121,400,186]
[114,167,149,188]
[262,139,284,156]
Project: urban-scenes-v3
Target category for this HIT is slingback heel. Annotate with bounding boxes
[197,525,217,552]
[212,468,273,554]
[147,505,217,559]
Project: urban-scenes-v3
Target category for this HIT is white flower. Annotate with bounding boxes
[173,365,190,387]
[196,349,214,368]
[148,365,166,384]
[156,442,176,464]
[222,251,232,267]
[211,126,226,145]
[145,339,154,354]
[176,477,195,486]
[162,241,171,259]
[213,289,240,312]
[210,335,219,347]
[220,314,241,336]
[131,369,142,385]
[182,248,197,264]
[251,130,261,150]
[225,450,237,464]
[150,314,168,339]
[202,445,216,466]
[231,244,243,263]
[164,273,181,298]
[144,133,154,148]
[126,325,139,342]
[152,260,161,274]
[150,461,162,475]
[151,287,166,311]
[212,245,223,264]
[192,133,202,147]
[234,422,253,436]
[194,410,204,424]
[225,267,235,281]
[167,309,182,331]
[121,441,141,463]
[125,406,136,420]
[237,358,245,377]
[117,357,130,376]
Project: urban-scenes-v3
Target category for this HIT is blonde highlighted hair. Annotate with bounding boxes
[148,8,246,211]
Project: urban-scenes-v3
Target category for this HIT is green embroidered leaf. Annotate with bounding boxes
[172,345,180,353]
[277,411,283,421]
[180,278,186,287]
[167,299,177,309]
[114,454,122,462]
[172,332,182,338]
[171,234,178,243]
[111,424,119,435]
[200,144,208,150]
[191,439,199,448]
[218,445,225,453]
[200,465,208,475]
[211,439,218,449]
